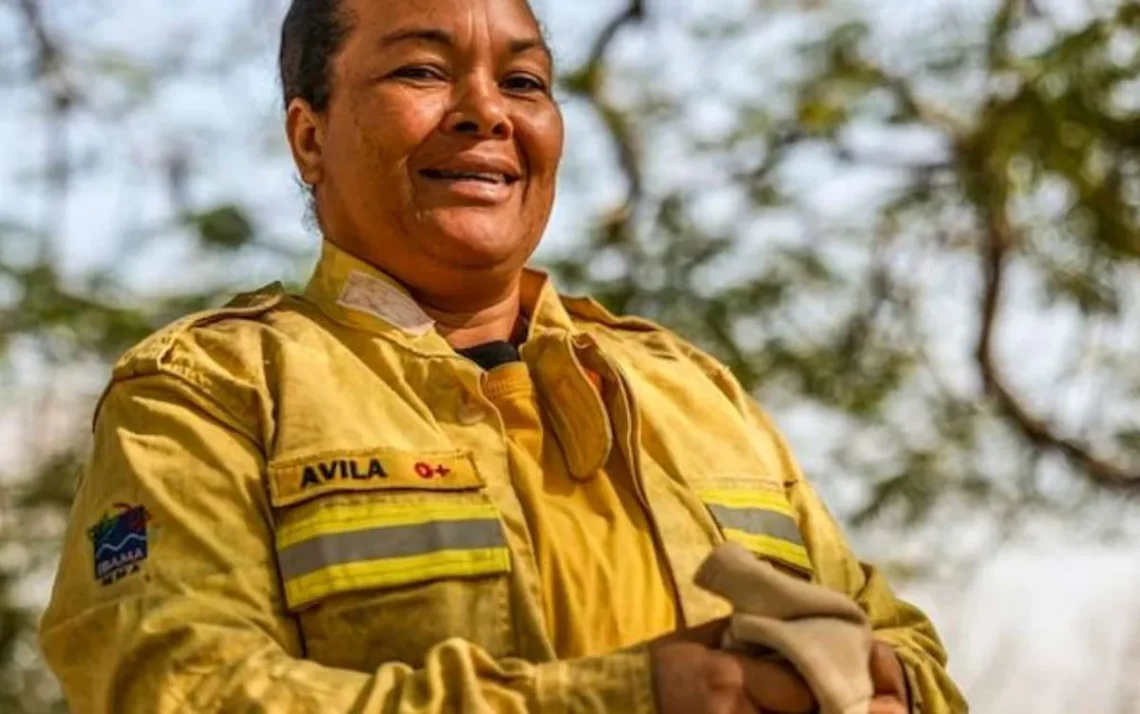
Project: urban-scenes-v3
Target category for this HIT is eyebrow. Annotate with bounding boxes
[379,28,553,64]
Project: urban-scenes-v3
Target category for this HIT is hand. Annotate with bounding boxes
[649,620,816,714]
[869,641,909,714]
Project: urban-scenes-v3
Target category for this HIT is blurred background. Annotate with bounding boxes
[1,0,1139,711]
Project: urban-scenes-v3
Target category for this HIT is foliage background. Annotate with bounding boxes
[1,0,1139,711]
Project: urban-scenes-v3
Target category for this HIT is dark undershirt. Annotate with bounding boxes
[455,312,529,370]
[456,341,521,370]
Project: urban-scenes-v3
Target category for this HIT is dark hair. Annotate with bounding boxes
[278,0,355,112]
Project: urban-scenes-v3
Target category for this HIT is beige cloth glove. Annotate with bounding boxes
[695,542,873,714]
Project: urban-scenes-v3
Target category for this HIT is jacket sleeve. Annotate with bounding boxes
[703,362,967,714]
[39,373,653,714]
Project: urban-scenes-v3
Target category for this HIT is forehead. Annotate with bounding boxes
[344,0,541,42]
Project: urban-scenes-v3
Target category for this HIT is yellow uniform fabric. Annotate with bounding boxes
[483,361,677,658]
[40,240,967,714]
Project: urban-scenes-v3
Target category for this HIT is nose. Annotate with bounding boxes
[442,76,513,140]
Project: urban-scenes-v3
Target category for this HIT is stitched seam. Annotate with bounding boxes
[268,447,470,470]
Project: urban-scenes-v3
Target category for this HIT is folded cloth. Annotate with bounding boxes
[694,542,873,714]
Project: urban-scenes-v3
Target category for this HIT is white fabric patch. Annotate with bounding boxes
[336,270,435,336]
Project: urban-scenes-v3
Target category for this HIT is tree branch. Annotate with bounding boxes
[15,0,75,108]
[974,186,1140,492]
[969,0,1140,492]
[14,0,78,261]
[586,0,645,74]
[566,0,647,238]
[986,0,1022,66]
[850,55,965,137]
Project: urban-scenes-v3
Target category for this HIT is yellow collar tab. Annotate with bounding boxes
[336,269,435,336]
[302,241,581,349]
[303,242,437,338]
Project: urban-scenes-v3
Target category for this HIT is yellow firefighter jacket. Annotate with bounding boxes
[40,241,966,713]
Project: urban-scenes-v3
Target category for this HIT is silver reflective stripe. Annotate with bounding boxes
[278,518,505,582]
[706,505,804,545]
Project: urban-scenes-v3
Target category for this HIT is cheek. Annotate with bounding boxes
[338,92,449,183]
[519,108,565,186]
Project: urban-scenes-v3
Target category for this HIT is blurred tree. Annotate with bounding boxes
[550,0,1140,550]
[1,0,1138,711]
[0,1,298,710]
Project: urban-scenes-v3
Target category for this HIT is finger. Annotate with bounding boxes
[730,690,762,714]
[869,641,907,697]
[868,694,908,714]
[732,654,816,714]
[703,650,747,692]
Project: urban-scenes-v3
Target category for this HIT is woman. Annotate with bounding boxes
[41,0,965,712]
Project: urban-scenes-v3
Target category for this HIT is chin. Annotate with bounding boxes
[422,214,531,271]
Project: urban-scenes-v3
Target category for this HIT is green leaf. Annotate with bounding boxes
[185,205,255,250]
[1115,428,1140,454]
[1041,265,1120,315]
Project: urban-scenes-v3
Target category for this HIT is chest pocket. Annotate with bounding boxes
[698,482,815,580]
[267,449,515,670]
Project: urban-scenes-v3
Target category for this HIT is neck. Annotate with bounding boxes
[415,277,524,350]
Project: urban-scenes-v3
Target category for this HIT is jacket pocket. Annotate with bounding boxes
[266,448,515,669]
[698,485,814,579]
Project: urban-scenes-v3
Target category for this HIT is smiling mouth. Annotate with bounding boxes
[420,168,521,185]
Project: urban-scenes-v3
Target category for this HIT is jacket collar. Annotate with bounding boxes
[302,241,579,356]
[302,241,613,478]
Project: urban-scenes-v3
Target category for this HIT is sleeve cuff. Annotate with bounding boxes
[534,647,656,714]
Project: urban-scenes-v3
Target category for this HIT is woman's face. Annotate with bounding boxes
[292,0,564,296]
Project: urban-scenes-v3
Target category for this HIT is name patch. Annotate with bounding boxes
[88,504,151,586]
[268,449,485,507]
[300,458,388,489]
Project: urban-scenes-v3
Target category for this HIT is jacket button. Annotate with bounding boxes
[458,399,486,425]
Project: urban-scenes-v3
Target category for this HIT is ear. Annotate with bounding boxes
[286,98,326,187]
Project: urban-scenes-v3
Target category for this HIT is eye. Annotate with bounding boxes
[501,73,548,95]
[391,65,447,82]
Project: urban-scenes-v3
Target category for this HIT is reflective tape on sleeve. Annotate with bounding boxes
[275,500,500,550]
[699,489,813,574]
[705,505,804,546]
[284,547,511,610]
[276,505,511,609]
[279,518,505,581]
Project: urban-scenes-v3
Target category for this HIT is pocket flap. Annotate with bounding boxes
[268,449,484,508]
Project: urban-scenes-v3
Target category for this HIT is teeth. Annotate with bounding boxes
[425,169,508,184]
